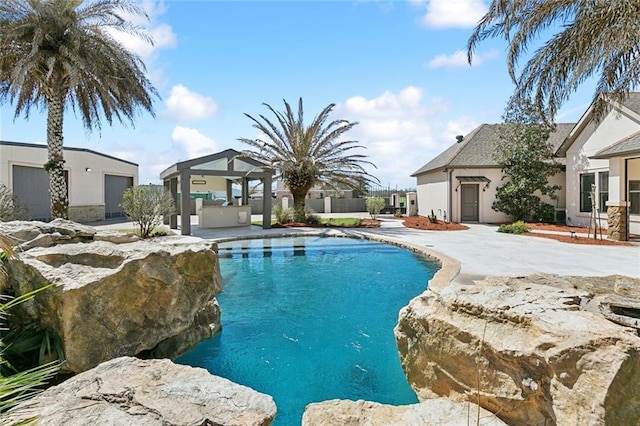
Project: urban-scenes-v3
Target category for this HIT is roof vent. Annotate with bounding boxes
[456,135,464,143]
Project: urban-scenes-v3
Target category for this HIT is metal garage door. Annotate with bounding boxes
[105,175,133,219]
[12,165,68,222]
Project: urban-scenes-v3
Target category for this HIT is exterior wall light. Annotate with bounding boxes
[85,167,92,172]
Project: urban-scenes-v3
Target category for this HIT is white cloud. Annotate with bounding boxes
[108,1,176,60]
[427,50,469,69]
[336,87,477,189]
[107,0,177,88]
[163,85,219,122]
[427,49,498,69]
[420,0,487,29]
[171,126,218,160]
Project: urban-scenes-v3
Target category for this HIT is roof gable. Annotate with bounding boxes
[412,123,574,176]
[557,92,640,156]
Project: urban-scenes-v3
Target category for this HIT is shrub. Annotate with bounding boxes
[497,221,530,234]
[272,205,293,224]
[0,236,61,414]
[119,185,177,239]
[0,184,26,221]
[150,228,170,237]
[304,208,321,225]
[533,203,556,223]
[365,197,385,219]
[428,209,438,224]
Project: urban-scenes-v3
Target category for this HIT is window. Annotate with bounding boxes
[580,173,595,212]
[599,172,609,212]
[631,181,640,215]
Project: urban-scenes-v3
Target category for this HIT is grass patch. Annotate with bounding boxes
[252,218,364,227]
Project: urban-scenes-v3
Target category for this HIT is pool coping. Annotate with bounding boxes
[210,228,461,295]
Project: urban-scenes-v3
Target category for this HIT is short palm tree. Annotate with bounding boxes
[0,0,157,220]
[468,0,640,121]
[0,235,59,419]
[239,98,377,223]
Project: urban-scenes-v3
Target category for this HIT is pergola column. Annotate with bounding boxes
[168,177,178,229]
[262,174,272,229]
[180,169,191,235]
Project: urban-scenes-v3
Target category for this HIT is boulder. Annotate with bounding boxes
[0,218,97,250]
[395,274,640,426]
[302,398,507,425]
[6,237,222,373]
[5,357,277,426]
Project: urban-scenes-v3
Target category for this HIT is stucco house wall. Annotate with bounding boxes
[413,123,572,225]
[0,141,138,222]
[415,171,448,220]
[565,109,640,228]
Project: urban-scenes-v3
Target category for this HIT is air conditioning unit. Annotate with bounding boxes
[555,209,566,224]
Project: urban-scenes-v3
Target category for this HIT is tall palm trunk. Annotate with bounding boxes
[46,95,68,220]
[291,186,310,223]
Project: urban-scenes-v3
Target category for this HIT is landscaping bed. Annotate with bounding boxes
[402,216,468,231]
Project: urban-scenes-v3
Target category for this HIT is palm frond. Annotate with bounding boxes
[467,0,640,121]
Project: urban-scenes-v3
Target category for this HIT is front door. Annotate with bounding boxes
[461,185,479,222]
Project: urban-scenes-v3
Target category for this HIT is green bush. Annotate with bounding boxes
[119,185,177,239]
[497,221,530,234]
[272,205,293,224]
[150,228,170,237]
[304,208,321,225]
[0,236,61,415]
[365,197,386,219]
[533,203,556,223]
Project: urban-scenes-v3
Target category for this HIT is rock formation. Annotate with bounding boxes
[5,357,277,426]
[302,398,507,425]
[2,220,222,373]
[395,274,640,425]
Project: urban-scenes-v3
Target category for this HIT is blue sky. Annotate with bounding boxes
[0,0,594,189]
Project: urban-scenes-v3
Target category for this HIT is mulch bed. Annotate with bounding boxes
[522,232,632,246]
[402,216,469,231]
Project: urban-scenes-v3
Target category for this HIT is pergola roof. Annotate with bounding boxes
[159,148,273,181]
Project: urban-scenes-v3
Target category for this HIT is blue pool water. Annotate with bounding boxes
[176,237,438,425]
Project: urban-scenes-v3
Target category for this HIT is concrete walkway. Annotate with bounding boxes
[94,214,640,283]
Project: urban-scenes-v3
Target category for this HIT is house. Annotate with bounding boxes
[558,94,640,240]
[411,124,574,224]
[412,94,640,241]
[0,141,137,222]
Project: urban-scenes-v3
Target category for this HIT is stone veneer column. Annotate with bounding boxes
[607,205,628,241]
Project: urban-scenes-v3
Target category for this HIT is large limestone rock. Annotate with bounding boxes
[5,227,222,373]
[395,274,640,426]
[4,357,277,426]
[302,398,508,425]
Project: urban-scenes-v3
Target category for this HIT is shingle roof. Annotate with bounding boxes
[411,123,575,176]
[617,92,640,115]
[591,130,640,159]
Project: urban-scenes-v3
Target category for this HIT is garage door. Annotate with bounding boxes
[105,175,133,219]
[12,165,54,221]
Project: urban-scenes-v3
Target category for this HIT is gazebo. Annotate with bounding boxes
[159,149,274,235]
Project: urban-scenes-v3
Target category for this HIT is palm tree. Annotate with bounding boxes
[239,98,377,223]
[468,0,640,121]
[0,0,157,220]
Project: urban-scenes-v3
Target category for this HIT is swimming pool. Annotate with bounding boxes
[176,236,439,425]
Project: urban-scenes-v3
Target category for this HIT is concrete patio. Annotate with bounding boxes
[94,213,639,285]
